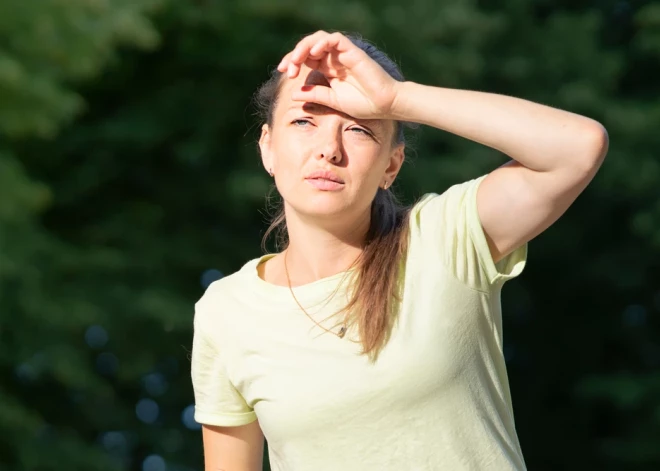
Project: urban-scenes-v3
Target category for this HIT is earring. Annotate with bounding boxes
[383,181,389,190]
[268,168,274,177]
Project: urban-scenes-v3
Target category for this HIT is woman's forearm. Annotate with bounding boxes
[390,81,608,172]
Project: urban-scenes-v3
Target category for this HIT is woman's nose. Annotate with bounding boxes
[320,151,341,163]
[317,132,343,164]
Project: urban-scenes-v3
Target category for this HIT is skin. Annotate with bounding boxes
[201,422,264,471]
[202,31,609,470]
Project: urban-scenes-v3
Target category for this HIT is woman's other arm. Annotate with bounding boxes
[202,421,264,471]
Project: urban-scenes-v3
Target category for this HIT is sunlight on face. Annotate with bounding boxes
[260,65,402,221]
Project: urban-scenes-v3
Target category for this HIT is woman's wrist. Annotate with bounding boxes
[388,81,452,127]
[388,80,421,123]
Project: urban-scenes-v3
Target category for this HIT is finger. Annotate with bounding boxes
[288,57,321,79]
[279,32,328,78]
[303,57,321,71]
[281,31,351,78]
[289,31,329,65]
[288,32,336,78]
[277,52,292,73]
[288,32,349,78]
[309,32,351,57]
[296,33,357,78]
[289,57,322,78]
[287,62,298,78]
[291,85,339,110]
[279,56,305,78]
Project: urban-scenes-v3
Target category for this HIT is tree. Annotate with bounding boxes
[0,0,161,469]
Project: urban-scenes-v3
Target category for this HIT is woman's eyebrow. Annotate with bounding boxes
[285,103,328,115]
[300,102,336,115]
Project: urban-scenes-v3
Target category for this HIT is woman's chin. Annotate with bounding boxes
[306,203,349,217]
[292,196,352,218]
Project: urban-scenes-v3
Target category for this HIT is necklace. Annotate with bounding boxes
[283,249,356,339]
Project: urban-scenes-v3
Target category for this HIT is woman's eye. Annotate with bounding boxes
[292,119,311,127]
[350,127,371,136]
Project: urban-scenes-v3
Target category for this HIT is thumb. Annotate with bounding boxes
[291,85,338,109]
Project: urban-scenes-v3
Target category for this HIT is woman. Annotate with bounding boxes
[191,31,608,470]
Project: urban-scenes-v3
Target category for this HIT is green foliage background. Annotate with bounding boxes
[1,0,659,470]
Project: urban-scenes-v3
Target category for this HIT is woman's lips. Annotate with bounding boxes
[305,178,345,191]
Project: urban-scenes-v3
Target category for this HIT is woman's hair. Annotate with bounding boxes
[254,33,415,361]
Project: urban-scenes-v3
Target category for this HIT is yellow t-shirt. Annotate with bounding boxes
[191,176,528,470]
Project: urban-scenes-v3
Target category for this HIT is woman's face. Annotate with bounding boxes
[259,65,404,222]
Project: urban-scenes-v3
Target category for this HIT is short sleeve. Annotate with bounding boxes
[412,175,527,291]
[190,318,257,427]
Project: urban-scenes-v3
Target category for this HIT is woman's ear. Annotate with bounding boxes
[259,124,273,173]
[384,143,405,184]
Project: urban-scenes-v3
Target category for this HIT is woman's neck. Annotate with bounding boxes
[283,209,370,285]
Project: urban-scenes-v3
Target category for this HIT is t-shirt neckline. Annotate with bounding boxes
[245,253,357,301]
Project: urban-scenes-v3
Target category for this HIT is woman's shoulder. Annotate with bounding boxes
[194,255,264,319]
[199,256,262,300]
[410,175,487,218]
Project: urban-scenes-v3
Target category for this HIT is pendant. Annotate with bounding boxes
[338,326,347,338]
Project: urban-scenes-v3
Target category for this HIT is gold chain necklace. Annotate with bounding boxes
[283,249,357,339]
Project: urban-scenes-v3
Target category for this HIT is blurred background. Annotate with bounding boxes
[0,0,659,470]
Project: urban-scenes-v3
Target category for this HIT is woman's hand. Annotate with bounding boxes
[277,31,401,120]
